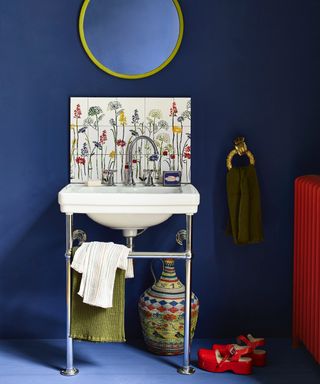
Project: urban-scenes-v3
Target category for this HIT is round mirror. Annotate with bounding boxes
[79,0,184,79]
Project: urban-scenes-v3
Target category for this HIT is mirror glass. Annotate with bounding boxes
[79,0,183,79]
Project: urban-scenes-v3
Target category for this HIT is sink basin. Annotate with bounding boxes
[58,184,200,236]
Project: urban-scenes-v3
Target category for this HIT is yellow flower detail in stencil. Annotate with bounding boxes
[109,150,116,159]
[172,126,182,134]
[119,111,127,125]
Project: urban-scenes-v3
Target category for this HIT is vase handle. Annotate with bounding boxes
[150,259,164,285]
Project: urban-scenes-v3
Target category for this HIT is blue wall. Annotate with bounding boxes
[1,0,320,339]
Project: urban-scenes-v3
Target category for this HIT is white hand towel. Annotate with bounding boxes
[71,241,133,308]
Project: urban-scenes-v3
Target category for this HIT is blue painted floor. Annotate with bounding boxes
[0,339,319,384]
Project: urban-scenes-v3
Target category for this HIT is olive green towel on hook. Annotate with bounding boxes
[71,259,126,342]
[226,165,264,245]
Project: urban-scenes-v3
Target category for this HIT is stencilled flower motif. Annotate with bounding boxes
[72,104,85,180]
[182,100,191,120]
[116,139,126,147]
[181,130,191,181]
[182,110,191,120]
[165,144,173,153]
[156,132,170,144]
[117,110,127,180]
[99,130,107,144]
[109,150,116,159]
[132,109,140,124]
[76,156,85,165]
[169,101,179,171]
[107,101,122,111]
[172,126,182,134]
[81,143,89,157]
[149,109,162,119]
[83,116,94,127]
[119,111,127,125]
[88,106,103,116]
[184,145,191,159]
[109,118,116,127]
[177,116,184,124]
[169,101,178,117]
[158,120,169,130]
[74,104,82,119]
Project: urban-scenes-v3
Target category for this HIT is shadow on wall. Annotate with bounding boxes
[0,201,66,339]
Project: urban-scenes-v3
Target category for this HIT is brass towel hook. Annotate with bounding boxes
[226,137,255,170]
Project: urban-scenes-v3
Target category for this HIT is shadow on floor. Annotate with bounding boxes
[1,332,94,371]
[125,338,190,370]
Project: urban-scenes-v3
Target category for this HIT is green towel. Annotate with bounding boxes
[71,261,126,342]
[226,164,263,245]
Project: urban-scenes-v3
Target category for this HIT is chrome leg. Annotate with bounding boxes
[60,214,79,376]
[178,214,195,375]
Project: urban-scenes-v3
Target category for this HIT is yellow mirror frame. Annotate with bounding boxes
[79,0,184,80]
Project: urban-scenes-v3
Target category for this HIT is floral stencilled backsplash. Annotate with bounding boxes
[70,97,191,184]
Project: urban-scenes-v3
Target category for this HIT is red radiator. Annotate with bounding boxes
[293,175,320,362]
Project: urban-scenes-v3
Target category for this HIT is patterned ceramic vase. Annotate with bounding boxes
[138,258,199,355]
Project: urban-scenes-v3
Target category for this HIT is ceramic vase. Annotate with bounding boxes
[138,258,199,355]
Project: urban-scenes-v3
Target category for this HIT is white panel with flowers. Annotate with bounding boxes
[69,97,191,184]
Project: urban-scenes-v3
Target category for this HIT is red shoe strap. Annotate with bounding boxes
[237,335,264,350]
[216,344,251,368]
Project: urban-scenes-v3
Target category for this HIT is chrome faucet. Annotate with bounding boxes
[127,135,158,186]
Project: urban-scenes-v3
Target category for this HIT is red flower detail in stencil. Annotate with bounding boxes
[116,139,126,147]
[76,156,85,165]
[99,130,107,144]
[162,150,168,156]
[170,154,175,159]
[183,145,191,159]
[74,104,82,119]
[132,159,137,164]
[169,101,178,117]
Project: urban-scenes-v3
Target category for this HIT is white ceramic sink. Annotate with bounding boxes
[58,184,200,236]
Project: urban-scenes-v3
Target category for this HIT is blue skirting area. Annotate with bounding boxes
[0,339,319,384]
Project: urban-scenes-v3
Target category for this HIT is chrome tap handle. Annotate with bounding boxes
[144,170,155,186]
[102,169,117,186]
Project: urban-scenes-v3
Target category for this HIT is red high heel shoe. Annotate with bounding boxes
[213,334,266,367]
[236,334,267,367]
[198,345,253,375]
